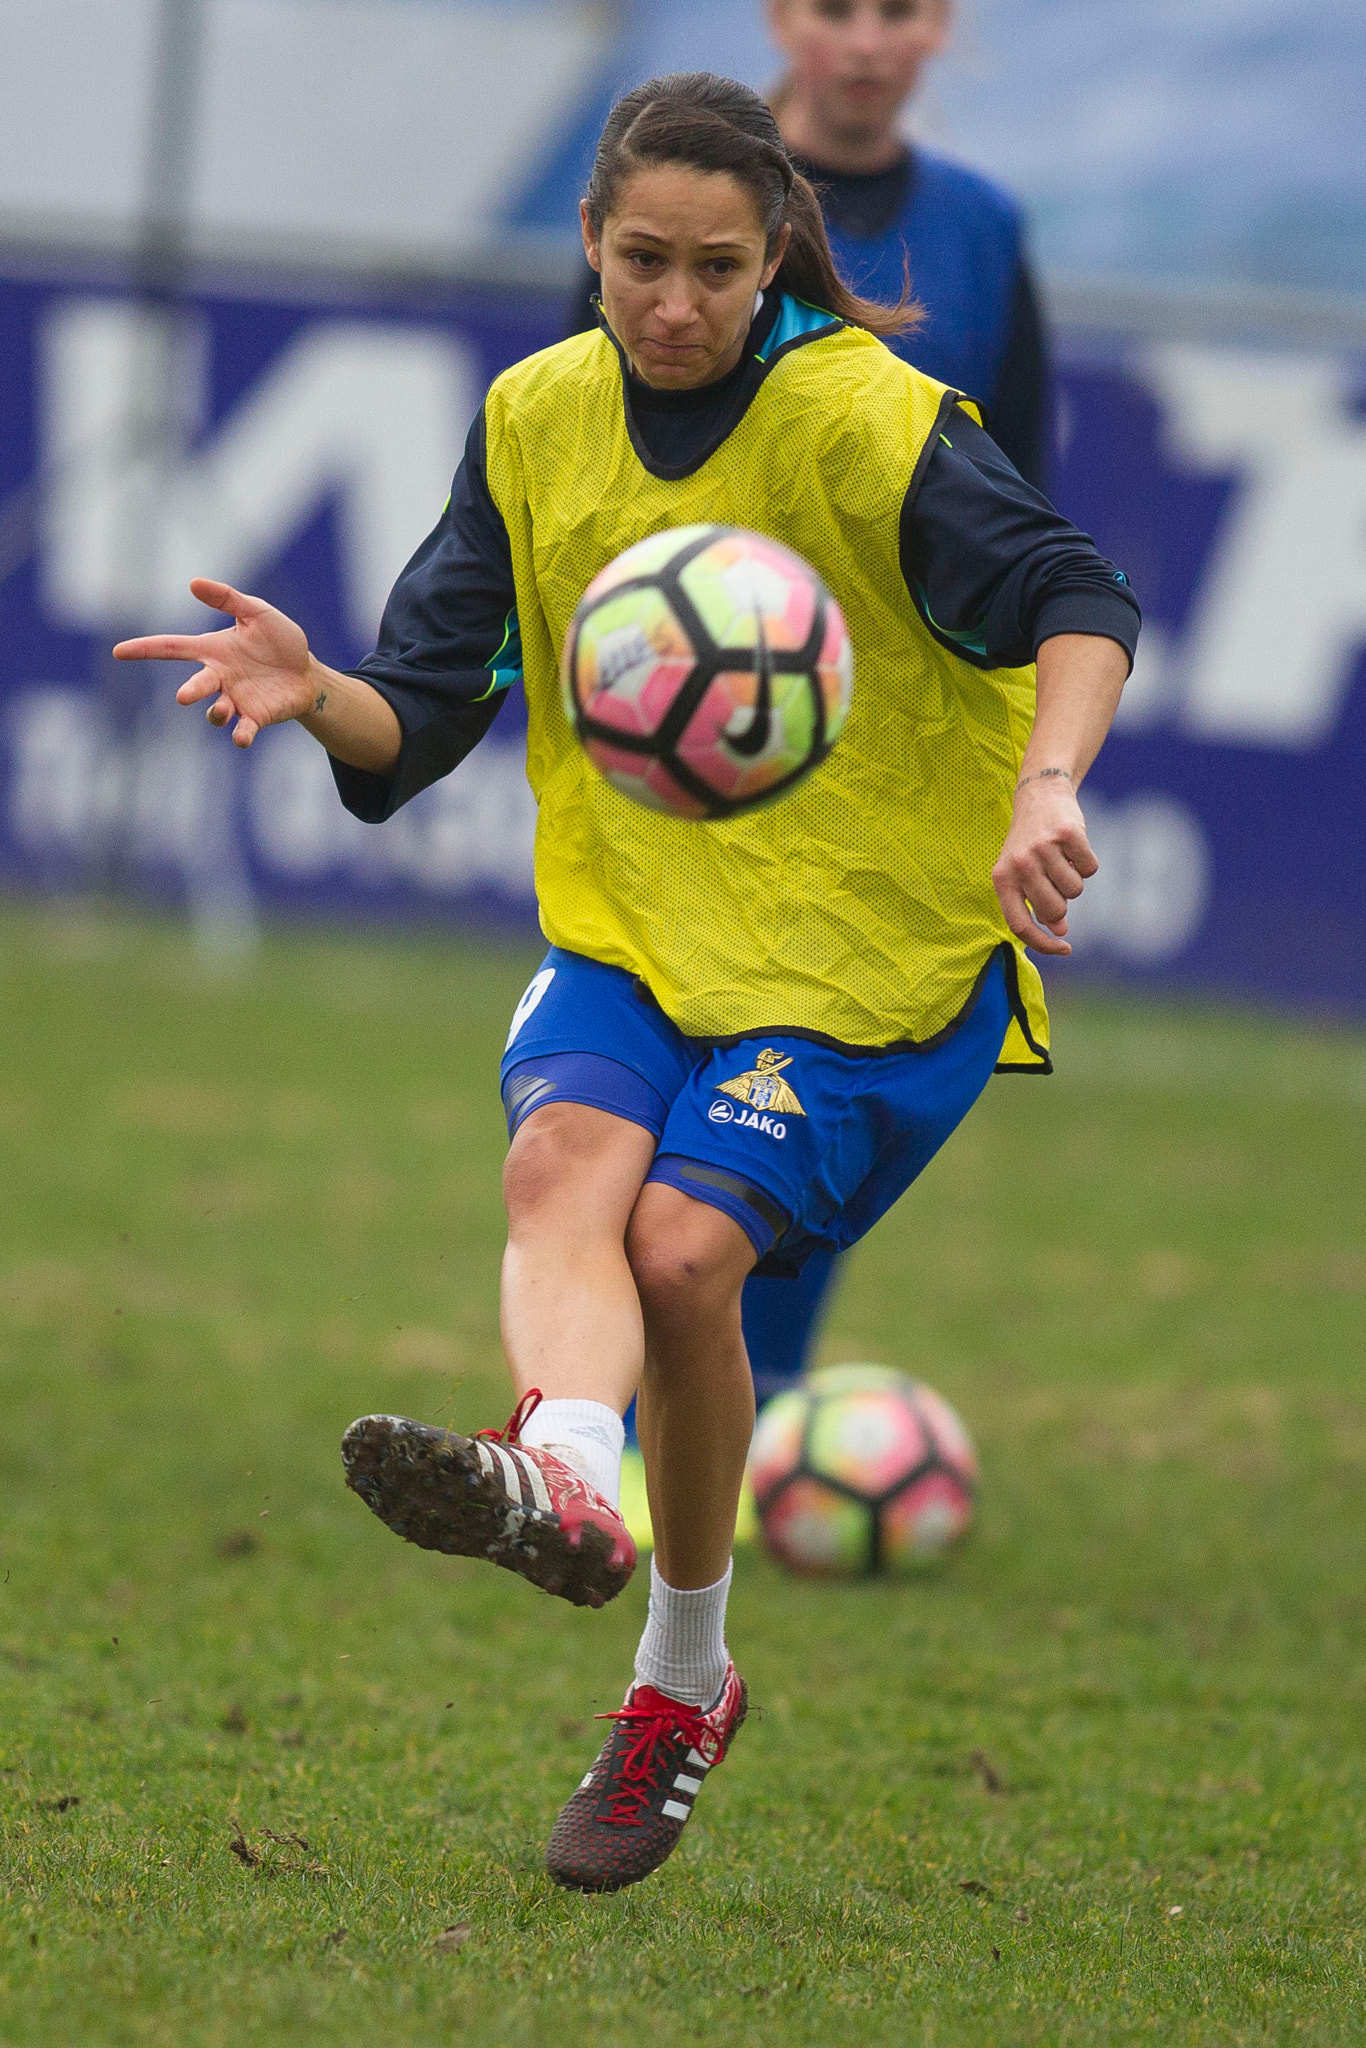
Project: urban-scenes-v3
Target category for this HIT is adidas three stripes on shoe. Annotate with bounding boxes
[341,1390,637,1610]
[546,1663,748,1891]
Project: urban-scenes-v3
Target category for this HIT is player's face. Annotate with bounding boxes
[769,0,949,142]
[582,166,789,391]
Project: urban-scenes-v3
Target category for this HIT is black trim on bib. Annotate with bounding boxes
[902,388,966,517]
[696,944,1015,1060]
[627,943,1049,1070]
[595,299,844,482]
[993,942,1053,1073]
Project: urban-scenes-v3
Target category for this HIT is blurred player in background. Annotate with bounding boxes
[572,0,1051,1428]
[768,0,1047,485]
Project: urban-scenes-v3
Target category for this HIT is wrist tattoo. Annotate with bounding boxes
[1016,766,1073,793]
[313,690,328,714]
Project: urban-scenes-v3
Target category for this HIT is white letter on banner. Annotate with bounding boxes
[41,299,476,639]
[246,719,536,901]
[1147,345,1366,748]
[7,689,110,849]
[1066,791,1212,965]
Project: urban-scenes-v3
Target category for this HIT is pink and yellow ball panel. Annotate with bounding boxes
[561,523,853,819]
[748,1363,978,1578]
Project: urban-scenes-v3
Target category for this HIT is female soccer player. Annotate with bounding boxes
[571,2,1053,1408]
[115,73,1137,1894]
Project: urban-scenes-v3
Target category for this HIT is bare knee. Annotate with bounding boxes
[502,1106,575,1222]
[502,1102,654,1236]
[626,1184,755,1321]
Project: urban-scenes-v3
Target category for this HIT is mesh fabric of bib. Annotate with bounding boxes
[483,307,1050,1067]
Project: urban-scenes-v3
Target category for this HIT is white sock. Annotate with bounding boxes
[517,1398,625,1509]
[633,1556,732,1707]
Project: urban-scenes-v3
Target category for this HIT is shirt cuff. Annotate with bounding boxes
[330,671,506,822]
[327,672,411,822]
[1031,591,1140,674]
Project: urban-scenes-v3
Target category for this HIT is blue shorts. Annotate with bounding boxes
[500,947,1011,1278]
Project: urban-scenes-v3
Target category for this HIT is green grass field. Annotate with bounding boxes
[2,899,1366,2046]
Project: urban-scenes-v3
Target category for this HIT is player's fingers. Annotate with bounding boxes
[232,716,260,749]
[1056,825,1099,880]
[206,694,235,727]
[1036,844,1088,902]
[190,577,266,621]
[995,876,1064,955]
[1015,865,1070,928]
[176,668,218,705]
[114,633,210,664]
[1020,901,1072,956]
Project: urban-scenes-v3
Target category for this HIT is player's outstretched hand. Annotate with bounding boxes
[991,774,1099,958]
[113,579,314,749]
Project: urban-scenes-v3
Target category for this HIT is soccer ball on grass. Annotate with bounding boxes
[561,524,853,820]
[748,1363,978,1577]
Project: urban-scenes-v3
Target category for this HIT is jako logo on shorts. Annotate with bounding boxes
[709,1098,787,1139]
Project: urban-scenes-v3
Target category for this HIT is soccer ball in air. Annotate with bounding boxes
[560,524,853,820]
[748,1363,978,1577]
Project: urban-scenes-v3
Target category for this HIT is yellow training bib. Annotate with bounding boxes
[484,298,1049,1070]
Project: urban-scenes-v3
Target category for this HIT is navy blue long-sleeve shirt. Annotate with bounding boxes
[337,302,1137,823]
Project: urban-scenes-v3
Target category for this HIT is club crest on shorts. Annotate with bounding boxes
[714,1049,805,1117]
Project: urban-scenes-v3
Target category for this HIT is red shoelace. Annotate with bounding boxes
[595,1695,711,1827]
[476,1388,543,1446]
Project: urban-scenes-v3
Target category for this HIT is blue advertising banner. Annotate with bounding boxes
[1055,331,1366,1008]
[0,255,551,943]
[1,250,1364,1009]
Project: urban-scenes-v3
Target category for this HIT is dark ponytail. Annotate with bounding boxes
[583,73,921,341]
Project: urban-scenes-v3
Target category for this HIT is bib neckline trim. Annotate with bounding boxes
[594,292,844,482]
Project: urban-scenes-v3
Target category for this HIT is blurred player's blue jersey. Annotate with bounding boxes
[817,150,1026,420]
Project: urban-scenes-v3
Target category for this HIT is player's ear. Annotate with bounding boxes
[925,0,953,57]
[580,201,602,274]
[765,0,793,57]
[760,222,791,291]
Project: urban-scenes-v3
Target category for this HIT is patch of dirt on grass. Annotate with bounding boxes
[264,1091,334,1140]
[409,1098,475,1143]
[383,1326,465,1374]
[109,1079,242,1136]
[1257,1246,1366,1295]
[1134,1249,1206,1300]
[182,1171,278,1221]
[0,1260,91,1319]
[322,1168,398,1228]
[992,1381,1291,1475]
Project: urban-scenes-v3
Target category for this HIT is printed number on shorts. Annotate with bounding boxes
[505,968,556,1051]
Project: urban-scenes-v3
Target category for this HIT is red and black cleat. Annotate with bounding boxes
[546,1663,748,1891]
[341,1391,635,1610]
